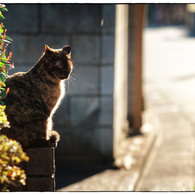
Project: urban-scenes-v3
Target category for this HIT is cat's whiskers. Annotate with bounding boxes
[66,74,77,92]
[71,59,77,69]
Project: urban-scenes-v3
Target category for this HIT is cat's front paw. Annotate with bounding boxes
[49,130,60,148]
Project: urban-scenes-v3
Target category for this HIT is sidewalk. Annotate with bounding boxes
[135,83,195,191]
[56,81,195,191]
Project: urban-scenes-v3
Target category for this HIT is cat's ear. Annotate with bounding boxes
[63,45,71,54]
[45,44,52,52]
[45,45,53,57]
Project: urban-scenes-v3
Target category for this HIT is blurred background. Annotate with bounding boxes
[3,3,195,191]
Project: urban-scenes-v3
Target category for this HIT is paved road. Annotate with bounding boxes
[135,26,195,191]
[143,26,195,124]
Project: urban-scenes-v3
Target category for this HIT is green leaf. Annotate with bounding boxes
[0,35,12,43]
[0,72,6,82]
[5,64,14,70]
[1,58,7,61]
[0,23,4,34]
[0,88,6,98]
[0,11,5,20]
[0,60,7,67]
[0,58,7,62]
[5,36,12,42]
[0,4,7,12]
[0,7,7,12]
[0,101,5,105]
[0,27,3,34]
[1,82,6,87]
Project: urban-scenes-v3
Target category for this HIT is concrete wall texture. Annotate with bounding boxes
[4,4,116,161]
[3,4,139,162]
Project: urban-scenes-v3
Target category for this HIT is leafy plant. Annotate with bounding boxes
[0,4,29,191]
[0,105,9,129]
[0,135,29,191]
[0,4,14,105]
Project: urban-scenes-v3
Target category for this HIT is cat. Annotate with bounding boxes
[1,45,73,148]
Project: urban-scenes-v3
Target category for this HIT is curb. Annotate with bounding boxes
[133,119,158,190]
[116,109,160,191]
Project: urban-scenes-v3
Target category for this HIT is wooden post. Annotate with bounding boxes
[132,4,145,132]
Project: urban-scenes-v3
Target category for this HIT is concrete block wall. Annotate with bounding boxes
[9,147,55,191]
[4,4,116,161]
[26,148,55,191]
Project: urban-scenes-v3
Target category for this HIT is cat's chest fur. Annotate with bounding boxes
[34,75,65,115]
[48,80,65,116]
[41,80,65,139]
[46,81,65,139]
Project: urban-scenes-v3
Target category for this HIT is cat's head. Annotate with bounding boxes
[44,45,73,80]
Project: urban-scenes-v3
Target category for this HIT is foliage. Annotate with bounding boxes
[0,4,29,191]
[0,4,14,106]
[0,105,9,129]
[0,135,29,191]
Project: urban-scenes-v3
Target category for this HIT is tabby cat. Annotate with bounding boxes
[1,45,73,148]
